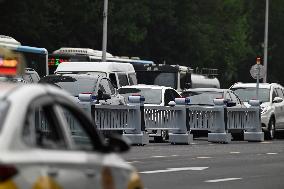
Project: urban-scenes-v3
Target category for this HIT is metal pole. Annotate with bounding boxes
[263,0,269,83]
[102,0,108,62]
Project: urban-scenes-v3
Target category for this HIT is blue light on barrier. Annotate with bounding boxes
[91,95,97,101]
[185,97,190,104]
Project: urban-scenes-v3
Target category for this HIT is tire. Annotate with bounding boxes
[153,130,168,143]
[266,118,276,140]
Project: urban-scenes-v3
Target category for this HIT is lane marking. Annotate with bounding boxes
[196,156,212,159]
[266,153,278,155]
[230,152,240,154]
[171,155,179,157]
[140,167,208,174]
[127,161,141,164]
[261,141,272,144]
[152,156,166,158]
[205,178,242,183]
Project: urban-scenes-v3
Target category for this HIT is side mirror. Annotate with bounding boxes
[273,97,283,103]
[106,134,130,153]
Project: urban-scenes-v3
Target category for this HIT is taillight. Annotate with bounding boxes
[0,164,18,182]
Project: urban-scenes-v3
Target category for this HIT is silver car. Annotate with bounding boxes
[0,82,142,189]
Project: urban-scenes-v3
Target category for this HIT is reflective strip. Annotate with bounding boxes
[0,180,18,189]
[32,176,63,189]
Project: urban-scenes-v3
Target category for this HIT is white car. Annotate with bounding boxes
[118,84,181,142]
[118,84,181,106]
[230,82,284,139]
[0,82,142,189]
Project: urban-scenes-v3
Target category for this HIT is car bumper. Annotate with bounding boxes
[261,113,270,131]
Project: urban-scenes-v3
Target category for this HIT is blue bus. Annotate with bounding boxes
[0,35,48,77]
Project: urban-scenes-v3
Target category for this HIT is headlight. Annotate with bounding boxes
[127,171,143,189]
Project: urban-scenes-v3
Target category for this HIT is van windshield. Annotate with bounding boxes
[40,74,99,96]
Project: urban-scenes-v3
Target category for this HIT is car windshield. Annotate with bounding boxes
[40,75,98,96]
[118,88,162,104]
[231,87,270,102]
[181,91,223,105]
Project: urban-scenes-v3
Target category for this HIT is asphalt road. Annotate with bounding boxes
[123,137,284,189]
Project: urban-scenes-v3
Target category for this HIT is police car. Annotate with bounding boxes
[0,82,143,189]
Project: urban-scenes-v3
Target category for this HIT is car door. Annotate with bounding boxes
[23,95,104,189]
[272,88,283,128]
[275,87,284,128]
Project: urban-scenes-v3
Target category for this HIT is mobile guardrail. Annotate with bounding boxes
[77,95,263,145]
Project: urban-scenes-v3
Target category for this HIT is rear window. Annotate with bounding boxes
[231,87,270,102]
[40,75,98,96]
[0,101,10,132]
[181,91,223,105]
[118,88,162,104]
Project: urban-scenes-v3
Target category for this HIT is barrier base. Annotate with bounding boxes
[244,131,264,142]
[208,133,231,143]
[169,132,193,145]
[123,132,149,145]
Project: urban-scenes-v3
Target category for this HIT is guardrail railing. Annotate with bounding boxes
[76,97,264,145]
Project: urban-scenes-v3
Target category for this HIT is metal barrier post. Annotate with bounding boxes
[77,93,94,119]
[244,100,264,141]
[169,98,193,144]
[208,99,232,143]
[123,96,149,145]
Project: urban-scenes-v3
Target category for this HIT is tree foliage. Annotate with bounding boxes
[0,0,283,87]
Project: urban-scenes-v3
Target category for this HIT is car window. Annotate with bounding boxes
[30,73,40,83]
[276,88,284,98]
[224,91,231,101]
[23,98,67,150]
[117,73,129,87]
[118,88,162,104]
[128,73,137,85]
[109,73,118,88]
[23,74,33,83]
[58,105,94,151]
[98,78,113,95]
[272,89,277,100]
[164,89,175,106]
[170,89,181,99]
[230,91,241,104]
[0,101,9,133]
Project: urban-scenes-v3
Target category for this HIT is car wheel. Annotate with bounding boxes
[154,130,168,143]
[266,118,276,140]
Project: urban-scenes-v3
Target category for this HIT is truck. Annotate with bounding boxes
[132,64,220,92]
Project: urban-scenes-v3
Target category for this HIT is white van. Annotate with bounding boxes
[55,62,137,88]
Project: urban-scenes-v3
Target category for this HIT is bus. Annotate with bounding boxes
[48,47,154,74]
[0,35,48,77]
